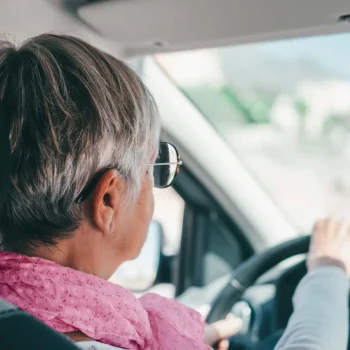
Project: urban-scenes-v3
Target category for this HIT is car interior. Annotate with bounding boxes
[1,0,350,349]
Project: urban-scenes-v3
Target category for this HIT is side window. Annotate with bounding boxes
[175,169,252,294]
[203,216,245,285]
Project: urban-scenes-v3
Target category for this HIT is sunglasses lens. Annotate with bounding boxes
[154,143,179,188]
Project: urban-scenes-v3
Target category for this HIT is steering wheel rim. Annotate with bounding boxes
[206,235,310,324]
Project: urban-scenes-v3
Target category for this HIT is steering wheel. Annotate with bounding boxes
[206,235,310,324]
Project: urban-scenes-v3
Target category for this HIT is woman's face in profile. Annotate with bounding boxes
[106,151,157,272]
[119,167,155,261]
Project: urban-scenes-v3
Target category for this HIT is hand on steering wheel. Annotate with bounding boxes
[308,218,350,275]
[206,217,350,350]
[203,313,243,349]
[206,217,350,325]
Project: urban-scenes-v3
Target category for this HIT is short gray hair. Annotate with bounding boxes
[0,34,160,253]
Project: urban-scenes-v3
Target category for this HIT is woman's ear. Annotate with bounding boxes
[90,169,123,235]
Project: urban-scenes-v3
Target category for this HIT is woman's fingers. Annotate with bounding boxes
[308,218,350,275]
[217,339,230,350]
[203,314,243,345]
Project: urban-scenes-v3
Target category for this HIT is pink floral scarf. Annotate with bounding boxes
[0,251,209,349]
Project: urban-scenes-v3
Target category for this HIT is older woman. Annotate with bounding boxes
[0,33,348,350]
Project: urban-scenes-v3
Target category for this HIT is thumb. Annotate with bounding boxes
[217,339,230,350]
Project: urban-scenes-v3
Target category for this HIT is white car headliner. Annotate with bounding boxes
[79,0,350,56]
[1,0,350,57]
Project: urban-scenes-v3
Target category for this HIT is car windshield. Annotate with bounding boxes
[156,32,350,232]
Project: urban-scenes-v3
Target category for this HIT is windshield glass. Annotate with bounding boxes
[156,32,350,232]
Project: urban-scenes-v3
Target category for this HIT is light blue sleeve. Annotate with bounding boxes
[274,266,349,350]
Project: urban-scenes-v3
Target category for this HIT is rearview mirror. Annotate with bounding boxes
[110,220,164,291]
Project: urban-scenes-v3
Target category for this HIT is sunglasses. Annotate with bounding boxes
[75,142,182,204]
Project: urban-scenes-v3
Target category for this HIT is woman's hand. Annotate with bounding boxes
[203,314,243,349]
[308,218,350,275]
